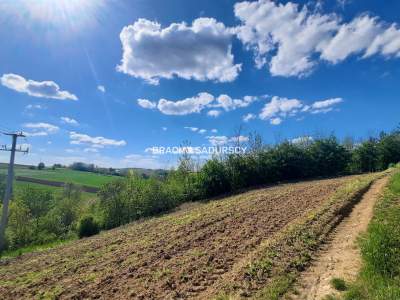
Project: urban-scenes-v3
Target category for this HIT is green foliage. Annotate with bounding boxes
[198,158,230,197]
[37,162,45,170]
[308,136,350,176]
[330,277,347,291]
[78,216,99,238]
[351,139,379,173]
[7,199,34,249]
[3,183,87,252]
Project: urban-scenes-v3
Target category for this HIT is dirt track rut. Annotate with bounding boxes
[290,176,388,300]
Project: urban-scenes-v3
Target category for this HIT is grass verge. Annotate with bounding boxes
[0,237,76,259]
[339,170,400,300]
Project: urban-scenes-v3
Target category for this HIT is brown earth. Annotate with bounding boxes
[288,176,388,300]
[0,176,361,300]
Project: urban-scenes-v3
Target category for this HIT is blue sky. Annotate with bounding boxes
[0,0,399,169]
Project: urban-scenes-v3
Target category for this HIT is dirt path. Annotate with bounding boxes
[290,176,388,300]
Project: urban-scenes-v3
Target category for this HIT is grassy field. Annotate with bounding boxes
[0,164,119,188]
[0,174,381,299]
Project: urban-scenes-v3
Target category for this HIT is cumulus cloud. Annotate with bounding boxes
[117,18,241,84]
[138,93,258,116]
[259,96,303,122]
[61,117,79,126]
[1,73,77,100]
[207,110,222,118]
[304,97,343,114]
[184,126,207,134]
[69,132,127,148]
[242,113,256,122]
[291,136,314,144]
[184,126,199,132]
[259,96,342,125]
[25,104,43,110]
[137,99,157,109]
[97,85,106,93]
[206,135,249,146]
[211,94,258,111]
[23,122,59,136]
[234,0,400,77]
[157,92,214,115]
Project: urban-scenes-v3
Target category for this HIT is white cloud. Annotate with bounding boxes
[211,129,218,133]
[320,16,382,63]
[157,92,214,115]
[270,117,282,125]
[184,126,199,132]
[234,0,400,77]
[259,96,303,122]
[84,148,99,153]
[97,85,106,93]
[206,135,229,146]
[139,92,258,116]
[137,98,157,109]
[61,117,79,126]
[117,18,241,84]
[308,97,343,114]
[207,110,222,118]
[184,126,207,134]
[69,132,127,147]
[25,104,43,110]
[243,113,256,122]
[206,135,249,146]
[213,94,258,111]
[291,136,313,144]
[162,127,168,131]
[23,122,59,136]
[1,73,77,100]
[259,96,343,124]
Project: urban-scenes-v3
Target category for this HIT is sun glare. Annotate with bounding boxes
[1,0,103,30]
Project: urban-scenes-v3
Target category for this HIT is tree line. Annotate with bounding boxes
[1,129,400,252]
[97,129,400,230]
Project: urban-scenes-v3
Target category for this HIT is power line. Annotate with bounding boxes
[0,131,29,251]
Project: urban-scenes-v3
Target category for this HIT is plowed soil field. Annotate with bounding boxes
[0,176,361,299]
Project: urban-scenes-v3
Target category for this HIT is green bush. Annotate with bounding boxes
[198,158,230,198]
[78,216,99,238]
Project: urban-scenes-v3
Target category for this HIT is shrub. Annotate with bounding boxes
[78,216,99,238]
[198,158,230,198]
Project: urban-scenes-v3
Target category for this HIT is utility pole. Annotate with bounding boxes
[0,132,28,251]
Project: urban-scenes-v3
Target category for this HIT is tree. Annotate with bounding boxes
[352,139,379,172]
[18,186,53,228]
[38,162,45,170]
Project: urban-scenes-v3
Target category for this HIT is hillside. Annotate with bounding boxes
[0,174,381,300]
[0,164,119,188]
